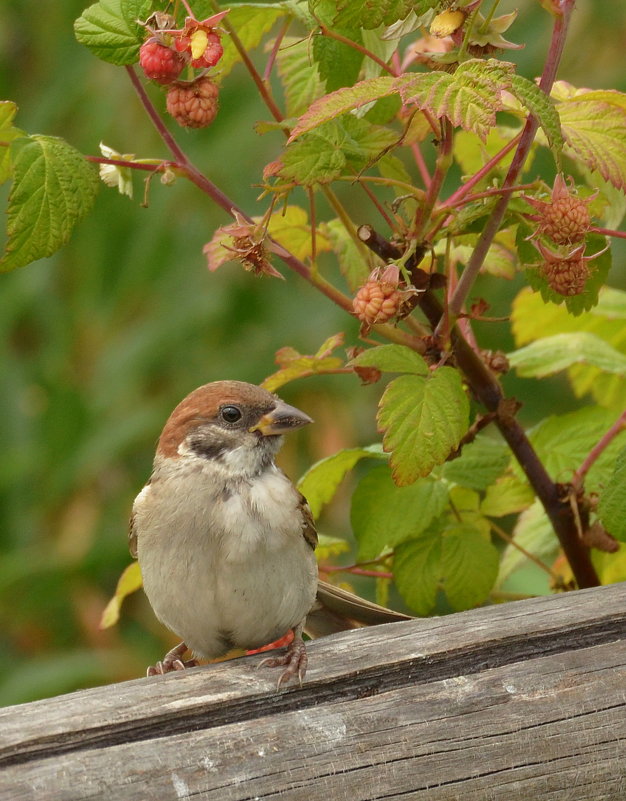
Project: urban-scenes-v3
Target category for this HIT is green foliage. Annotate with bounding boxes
[74,0,152,65]
[1,136,99,272]
[598,447,626,541]
[0,102,23,184]
[508,332,626,378]
[378,369,470,485]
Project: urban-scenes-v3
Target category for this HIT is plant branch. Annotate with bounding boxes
[358,226,600,589]
[445,7,574,322]
[317,25,396,76]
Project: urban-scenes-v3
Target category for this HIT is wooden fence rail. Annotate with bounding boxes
[1,582,626,800]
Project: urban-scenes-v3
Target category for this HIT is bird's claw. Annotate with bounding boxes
[146,642,197,676]
[258,633,307,688]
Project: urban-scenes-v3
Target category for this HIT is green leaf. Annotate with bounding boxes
[441,525,499,611]
[287,77,397,142]
[0,136,99,273]
[74,0,151,65]
[315,534,351,561]
[313,27,364,93]
[319,218,372,291]
[350,344,428,375]
[297,445,387,518]
[267,205,331,261]
[219,4,288,81]
[378,369,470,485]
[508,332,626,378]
[557,88,626,192]
[598,446,626,541]
[528,407,626,492]
[481,475,535,517]
[351,464,449,560]
[442,435,510,491]
[0,101,25,185]
[396,59,515,141]
[394,531,442,616]
[497,499,558,586]
[310,0,416,30]
[276,37,325,117]
[280,116,397,186]
[509,73,564,156]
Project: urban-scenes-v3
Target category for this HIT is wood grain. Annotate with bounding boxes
[1,583,626,800]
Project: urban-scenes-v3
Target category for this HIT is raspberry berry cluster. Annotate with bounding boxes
[138,10,229,129]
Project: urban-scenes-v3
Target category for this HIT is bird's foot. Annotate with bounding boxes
[258,625,307,688]
[147,641,198,676]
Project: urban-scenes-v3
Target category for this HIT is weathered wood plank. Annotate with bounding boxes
[1,584,625,800]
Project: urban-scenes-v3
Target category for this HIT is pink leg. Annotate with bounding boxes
[258,623,308,688]
[147,641,198,677]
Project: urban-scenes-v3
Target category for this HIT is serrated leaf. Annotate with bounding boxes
[441,524,499,610]
[313,27,364,93]
[378,368,470,485]
[0,136,99,273]
[397,59,515,141]
[311,0,416,30]
[442,435,510,491]
[267,205,331,261]
[496,499,558,586]
[351,464,449,560]
[276,37,325,117]
[481,475,535,517]
[99,561,143,629]
[298,444,387,518]
[319,218,372,291]
[509,73,563,156]
[528,407,626,492]
[394,530,442,616]
[509,332,626,378]
[454,127,519,180]
[217,4,287,81]
[557,89,626,192]
[74,0,151,65]
[350,344,428,375]
[288,77,397,142]
[598,446,626,541]
[0,101,25,185]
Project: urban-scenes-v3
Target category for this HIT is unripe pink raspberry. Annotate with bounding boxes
[191,31,223,68]
[525,174,595,246]
[540,255,590,296]
[353,264,418,334]
[166,76,219,129]
[139,39,185,85]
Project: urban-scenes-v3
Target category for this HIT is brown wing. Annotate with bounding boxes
[305,579,412,638]
[298,491,318,550]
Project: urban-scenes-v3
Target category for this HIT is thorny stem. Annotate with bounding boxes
[263,18,290,83]
[359,225,600,589]
[414,119,454,237]
[445,6,574,324]
[572,409,626,492]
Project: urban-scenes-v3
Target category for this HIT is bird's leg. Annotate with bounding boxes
[258,623,308,688]
[147,641,198,676]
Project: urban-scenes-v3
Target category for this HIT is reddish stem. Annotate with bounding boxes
[572,410,626,491]
[446,7,573,321]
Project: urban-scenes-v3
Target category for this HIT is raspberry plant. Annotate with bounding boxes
[2,0,626,633]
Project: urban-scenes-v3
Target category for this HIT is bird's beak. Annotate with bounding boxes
[249,399,313,436]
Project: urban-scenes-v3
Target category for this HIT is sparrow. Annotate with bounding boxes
[130,380,410,686]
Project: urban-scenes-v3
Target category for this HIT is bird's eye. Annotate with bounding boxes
[220,405,242,423]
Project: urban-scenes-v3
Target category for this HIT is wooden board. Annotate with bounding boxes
[1,583,625,800]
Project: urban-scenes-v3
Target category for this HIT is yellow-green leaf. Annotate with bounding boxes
[100,561,143,629]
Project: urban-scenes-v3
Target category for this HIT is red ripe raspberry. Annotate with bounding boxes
[191,31,223,68]
[166,77,219,129]
[139,39,185,85]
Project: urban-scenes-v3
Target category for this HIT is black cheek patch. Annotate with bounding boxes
[188,437,227,461]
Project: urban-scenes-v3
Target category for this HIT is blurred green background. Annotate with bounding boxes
[0,0,625,705]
